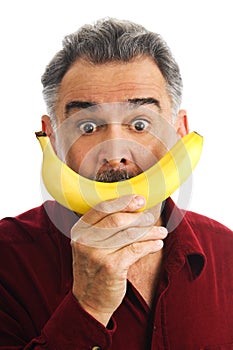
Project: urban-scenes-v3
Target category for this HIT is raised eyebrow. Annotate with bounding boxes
[127,97,161,109]
[65,98,161,117]
[65,100,98,116]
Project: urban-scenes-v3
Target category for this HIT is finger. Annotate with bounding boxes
[97,225,168,249]
[74,226,152,248]
[104,225,167,248]
[72,219,167,249]
[115,238,165,270]
[81,194,146,225]
[75,207,154,234]
[132,225,168,242]
[71,211,154,247]
[95,210,155,229]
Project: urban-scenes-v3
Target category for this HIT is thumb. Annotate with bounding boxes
[81,195,146,226]
[97,194,146,214]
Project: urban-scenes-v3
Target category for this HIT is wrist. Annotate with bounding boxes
[72,291,113,327]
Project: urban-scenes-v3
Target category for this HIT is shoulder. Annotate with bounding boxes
[185,210,233,253]
[185,210,232,235]
[0,203,53,244]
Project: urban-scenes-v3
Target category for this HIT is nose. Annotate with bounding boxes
[102,157,129,169]
[97,124,133,166]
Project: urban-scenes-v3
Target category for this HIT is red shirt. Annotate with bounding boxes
[0,198,233,349]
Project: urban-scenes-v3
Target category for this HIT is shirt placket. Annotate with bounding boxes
[150,275,170,350]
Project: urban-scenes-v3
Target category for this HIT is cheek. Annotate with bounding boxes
[138,135,169,165]
[66,147,83,173]
[150,138,168,159]
[65,141,98,178]
[145,119,179,160]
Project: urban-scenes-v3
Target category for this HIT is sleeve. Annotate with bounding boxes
[0,291,117,350]
[0,215,117,350]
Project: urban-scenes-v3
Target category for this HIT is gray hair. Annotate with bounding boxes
[41,18,183,125]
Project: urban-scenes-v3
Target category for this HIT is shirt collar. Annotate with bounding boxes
[162,198,206,280]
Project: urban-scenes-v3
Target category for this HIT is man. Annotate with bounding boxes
[0,18,232,349]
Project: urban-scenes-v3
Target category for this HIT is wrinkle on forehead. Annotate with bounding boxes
[56,56,172,120]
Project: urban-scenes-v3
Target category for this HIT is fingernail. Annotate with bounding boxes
[159,227,168,236]
[134,195,146,208]
[156,240,164,249]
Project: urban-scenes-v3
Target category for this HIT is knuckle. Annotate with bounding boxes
[70,239,83,250]
[96,197,124,214]
[129,242,143,255]
[95,200,112,214]
[95,195,135,214]
[125,226,149,242]
[102,259,118,275]
[108,213,126,228]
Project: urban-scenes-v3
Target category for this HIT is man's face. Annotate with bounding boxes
[49,56,186,181]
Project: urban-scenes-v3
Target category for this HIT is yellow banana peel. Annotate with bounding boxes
[36,131,203,214]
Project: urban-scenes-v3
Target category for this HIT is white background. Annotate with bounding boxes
[0,0,232,229]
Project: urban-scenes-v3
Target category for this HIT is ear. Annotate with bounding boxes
[174,109,189,137]
[41,115,57,152]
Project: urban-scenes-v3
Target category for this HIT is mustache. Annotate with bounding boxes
[95,168,141,182]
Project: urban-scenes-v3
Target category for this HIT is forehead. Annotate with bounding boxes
[57,56,170,105]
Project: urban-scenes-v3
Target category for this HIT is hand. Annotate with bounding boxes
[71,195,168,326]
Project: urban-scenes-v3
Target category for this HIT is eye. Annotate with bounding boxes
[131,119,150,132]
[78,121,97,134]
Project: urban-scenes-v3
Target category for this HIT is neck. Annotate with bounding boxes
[127,248,163,308]
[127,212,164,307]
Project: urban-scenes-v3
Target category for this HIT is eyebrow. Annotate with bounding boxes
[127,97,161,109]
[65,97,161,116]
[65,101,97,115]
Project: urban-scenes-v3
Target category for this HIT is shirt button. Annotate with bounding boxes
[153,325,157,332]
[92,347,102,350]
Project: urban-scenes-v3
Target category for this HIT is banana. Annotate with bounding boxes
[36,131,203,214]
